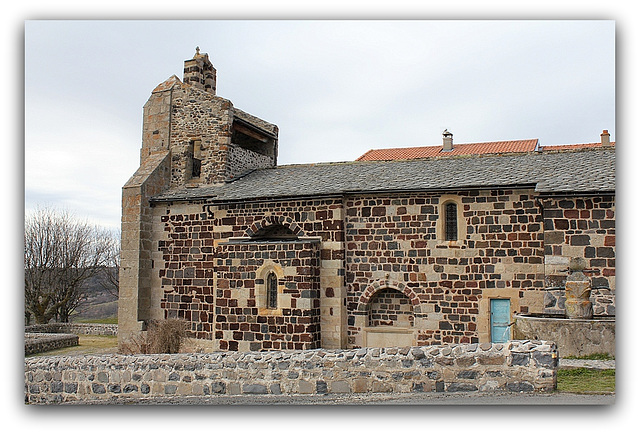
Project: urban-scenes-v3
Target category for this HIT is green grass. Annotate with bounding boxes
[563,353,614,361]
[556,368,615,394]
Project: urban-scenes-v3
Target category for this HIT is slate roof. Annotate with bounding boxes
[356,139,540,161]
[151,148,615,204]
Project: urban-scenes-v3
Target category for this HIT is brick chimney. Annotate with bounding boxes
[600,129,611,146]
[183,47,217,94]
[442,129,453,152]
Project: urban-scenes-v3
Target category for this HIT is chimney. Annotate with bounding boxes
[442,129,453,151]
[183,46,217,95]
[600,130,611,146]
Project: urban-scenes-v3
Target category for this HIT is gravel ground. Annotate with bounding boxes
[558,359,615,370]
[60,391,614,406]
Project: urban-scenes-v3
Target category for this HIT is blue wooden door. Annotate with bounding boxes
[490,299,511,343]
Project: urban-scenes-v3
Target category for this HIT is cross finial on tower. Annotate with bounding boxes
[195,46,200,56]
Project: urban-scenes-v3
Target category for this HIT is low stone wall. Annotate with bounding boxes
[513,314,615,357]
[25,341,557,404]
[25,323,118,336]
[25,333,79,356]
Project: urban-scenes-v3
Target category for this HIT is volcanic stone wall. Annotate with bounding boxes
[25,323,118,336]
[24,341,557,404]
[153,198,346,349]
[542,195,615,292]
[345,189,545,347]
[166,85,234,185]
[214,240,321,351]
[25,333,79,356]
[150,189,615,351]
[226,144,274,179]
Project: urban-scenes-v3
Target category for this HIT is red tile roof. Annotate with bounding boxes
[356,139,540,161]
[356,139,615,161]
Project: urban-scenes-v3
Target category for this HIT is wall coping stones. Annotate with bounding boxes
[25,323,118,336]
[25,340,557,404]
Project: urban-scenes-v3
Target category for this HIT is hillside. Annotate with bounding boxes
[70,268,119,321]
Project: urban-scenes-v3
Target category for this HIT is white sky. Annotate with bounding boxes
[23,19,616,230]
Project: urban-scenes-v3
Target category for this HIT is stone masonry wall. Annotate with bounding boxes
[213,240,321,351]
[168,86,234,186]
[542,195,615,292]
[345,190,545,347]
[226,144,274,180]
[26,323,118,336]
[543,287,615,316]
[152,198,346,350]
[147,189,614,351]
[24,341,557,404]
[25,333,79,356]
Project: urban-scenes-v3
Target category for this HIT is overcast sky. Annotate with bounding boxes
[25,20,615,230]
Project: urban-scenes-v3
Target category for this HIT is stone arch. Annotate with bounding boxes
[436,194,466,242]
[244,215,305,239]
[357,279,421,314]
[354,279,422,348]
[255,260,285,315]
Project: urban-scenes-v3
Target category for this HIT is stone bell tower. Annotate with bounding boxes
[119,49,279,344]
[183,46,217,94]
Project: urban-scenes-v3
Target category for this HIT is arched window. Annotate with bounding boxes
[266,272,278,309]
[445,202,458,241]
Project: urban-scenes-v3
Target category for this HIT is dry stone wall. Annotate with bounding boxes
[25,323,118,336]
[24,340,557,404]
[25,333,79,356]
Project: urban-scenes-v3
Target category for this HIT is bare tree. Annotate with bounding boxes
[24,207,112,324]
[99,229,120,298]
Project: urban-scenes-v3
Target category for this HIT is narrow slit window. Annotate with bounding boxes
[445,202,458,241]
[191,140,202,178]
[266,272,278,309]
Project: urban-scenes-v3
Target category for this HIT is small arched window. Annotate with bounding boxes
[266,272,278,309]
[445,202,458,241]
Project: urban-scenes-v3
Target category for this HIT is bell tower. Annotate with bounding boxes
[183,46,217,94]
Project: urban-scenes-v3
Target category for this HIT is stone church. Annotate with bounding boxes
[118,49,615,352]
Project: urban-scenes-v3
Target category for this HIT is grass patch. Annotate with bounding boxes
[26,335,118,358]
[563,353,614,361]
[557,368,615,394]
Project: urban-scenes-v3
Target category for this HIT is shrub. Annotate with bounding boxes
[149,319,188,354]
[118,319,188,354]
